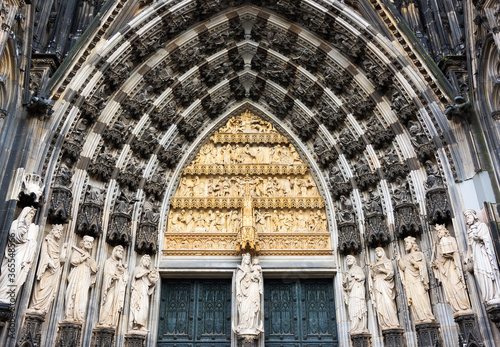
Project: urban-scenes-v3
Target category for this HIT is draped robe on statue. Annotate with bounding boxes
[235,262,262,332]
[343,262,368,334]
[433,235,471,315]
[129,265,157,330]
[98,254,128,327]
[399,250,435,323]
[64,247,98,322]
[0,207,38,304]
[467,220,500,303]
[371,253,400,329]
[30,232,64,313]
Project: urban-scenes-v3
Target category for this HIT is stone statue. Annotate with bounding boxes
[129,255,160,331]
[430,224,472,315]
[397,236,436,324]
[342,255,368,334]
[234,253,263,335]
[463,209,500,304]
[29,224,67,315]
[369,247,400,330]
[0,207,39,304]
[98,245,129,327]
[64,235,99,323]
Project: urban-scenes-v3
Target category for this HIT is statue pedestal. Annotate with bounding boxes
[454,313,483,347]
[237,333,259,347]
[382,328,406,347]
[91,326,115,347]
[124,331,148,347]
[415,322,443,347]
[0,302,13,323]
[17,311,45,346]
[486,303,500,331]
[350,332,372,347]
[55,321,83,347]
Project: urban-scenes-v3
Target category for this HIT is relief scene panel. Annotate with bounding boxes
[164,111,332,256]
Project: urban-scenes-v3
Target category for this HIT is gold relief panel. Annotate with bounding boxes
[163,111,333,256]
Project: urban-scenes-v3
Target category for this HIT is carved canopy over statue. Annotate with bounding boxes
[234,253,263,336]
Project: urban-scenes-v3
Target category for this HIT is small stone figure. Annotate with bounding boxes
[464,209,500,304]
[129,255,159,331]
[98,245,129,327]
[64,235,99,323]
[29,225,67,315]
[234,253,263,335]
[370,247,400,329]
[431,224,472,316]
[342,255,368,334]
[397,237,436,324]
[0,207,39,304]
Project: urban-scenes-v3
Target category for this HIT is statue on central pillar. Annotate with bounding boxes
[234,253,263,337]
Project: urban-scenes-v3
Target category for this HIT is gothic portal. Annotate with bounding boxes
[0,1,500,347]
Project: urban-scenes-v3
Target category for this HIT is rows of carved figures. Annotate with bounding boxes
[167,208,327,234]
[175,174,319,197]
[0,208,159,338]
[190,142,303,165]
[342,212,500,340]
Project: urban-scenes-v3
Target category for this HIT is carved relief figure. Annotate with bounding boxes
[234,253,263,334]
[129,255,160,331]
[64,235,99,323]
[369,247,400,329]
[342,255,368,334]
[431,224,472,315]
[397,237,435,323]
[29,225,67,314]
[0,207,39,304]
[98,245,129,327]
[464,209,500,304]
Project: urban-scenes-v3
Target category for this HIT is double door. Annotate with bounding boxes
[158,278,338,347]
[158,279,232,347]
[264,279,338,347]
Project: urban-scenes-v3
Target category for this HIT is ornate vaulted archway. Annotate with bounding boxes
[3,1,495,347]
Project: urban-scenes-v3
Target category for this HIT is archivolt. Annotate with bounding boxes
[42,0,459,254]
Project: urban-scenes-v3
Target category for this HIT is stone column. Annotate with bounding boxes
[382,328,406,347]
[124,331,147,347]
[415,322,443,347]
[55,321,83,347]
[454,313,483,347]
[17,311,45,346]
[91,326,115,347]
[350,332,372,347]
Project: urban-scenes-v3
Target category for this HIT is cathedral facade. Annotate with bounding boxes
[0,1,499,347]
